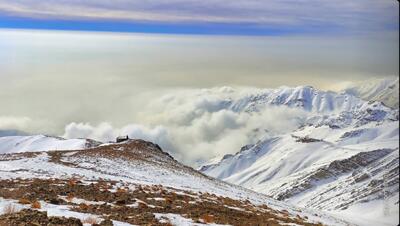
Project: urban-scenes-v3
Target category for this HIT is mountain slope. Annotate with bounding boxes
[342,77,399,109]
[196,85,397,129]
[229,86,362,113]
[201,120,399,226]
[0,139,347,226]
[200,84,399,226]
[0,135,101,154]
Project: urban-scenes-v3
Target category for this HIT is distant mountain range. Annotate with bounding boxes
[199,78,399,225]
[0,77,398,225]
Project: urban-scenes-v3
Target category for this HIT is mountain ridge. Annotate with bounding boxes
[0,139,347,225]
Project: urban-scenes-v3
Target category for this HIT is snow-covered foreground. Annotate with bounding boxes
[0,198,103,223]
[0,135,100,154]
[0,139,349,225]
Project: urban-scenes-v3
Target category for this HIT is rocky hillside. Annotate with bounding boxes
[0,139,347,226]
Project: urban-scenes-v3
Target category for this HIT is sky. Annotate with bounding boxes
[0,0,398,35]
[0,0,399,164]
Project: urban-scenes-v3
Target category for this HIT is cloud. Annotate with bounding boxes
[63,87,308,166]
[0,0,397,34]
[0,30,397,156]
[0,116,52,135]
[0,116,32,130]
[63,122,179,158]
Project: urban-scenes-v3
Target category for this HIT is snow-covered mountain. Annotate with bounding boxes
[342,77,399,109]
[229,85,363,113]
[223,85,377,112]
[0,83,398,225]
[201,122,399,225]
[0,135,101,154]
[0,139,347,225]
[197,85,398,127]
[235,86,397,129]
[201,85,399,226]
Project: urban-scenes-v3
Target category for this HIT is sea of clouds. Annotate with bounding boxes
[61,87,308,166]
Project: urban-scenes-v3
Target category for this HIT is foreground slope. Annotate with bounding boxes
[0,139,346,226]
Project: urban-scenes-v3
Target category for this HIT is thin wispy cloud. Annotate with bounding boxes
[0,0,397,35]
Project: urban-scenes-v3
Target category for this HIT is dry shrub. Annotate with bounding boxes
[165,197,173,205]
[281,210,289,217]
[183,195,190,204]
[138,202,147,209]
[116,187,126,193]
[170,192,177,200]
[154,184,162,191]
[66,193,74,202]
[31,201,41,209]
[82,216,100,225]
[68,178,77,186]
[202,214,214,223]
[97,181,111,190]
[2,203,18,215]
[18,198,31,205]
[102,184,112,190]
[79,203,89,210]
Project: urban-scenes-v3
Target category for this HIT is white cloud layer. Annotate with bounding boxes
[63,88,308,165]
[0,116,32,131]
[0,30,397,138]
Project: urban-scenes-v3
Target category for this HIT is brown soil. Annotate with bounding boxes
[0,179,322,226]
[0,209,83,226]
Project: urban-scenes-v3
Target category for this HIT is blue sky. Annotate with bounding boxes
[0,0,398,35]
[0,14,309,35]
